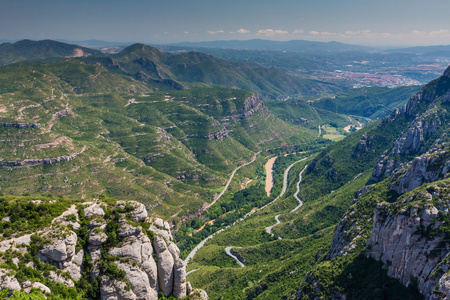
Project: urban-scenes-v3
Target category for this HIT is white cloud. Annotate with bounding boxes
[184,31,189,34]
[292,29,304,35]
[237,28,250,34]
[309,30,336,37]
[256,29,289,37]
[207,30,225,35]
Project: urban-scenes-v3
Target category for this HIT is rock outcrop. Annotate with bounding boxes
[366,186,450,299]
[0,199,208,299]
[390,144,450,195]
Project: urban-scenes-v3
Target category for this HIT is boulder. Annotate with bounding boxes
[153,236,174,296]
[32,282,51,294]
[0,276,21,292]
[109,238,143,263]
[117,262,157,300]
[39,231,77,262]
[49,270,74,288]
[100,276,137,300]
[88,228,107,246]
[117,201,147,222]
[168,242,180,260]
[118,223,142,238]
[84,203,105,218]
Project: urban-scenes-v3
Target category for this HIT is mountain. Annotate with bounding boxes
[167,39,372,52]
[184,63,450,298]
[0,39,104,65]
[297,64,450,299]
[103,43,344,99]
[0,56,320,223]
[55,39,133,48]
[0,40,345,99]
[387,44,450,56]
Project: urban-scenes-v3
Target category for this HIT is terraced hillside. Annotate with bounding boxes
[0,57,318,222]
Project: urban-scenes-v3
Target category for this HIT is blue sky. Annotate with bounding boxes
[2,0,450,46]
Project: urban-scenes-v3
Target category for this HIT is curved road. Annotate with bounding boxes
[185,156,308,267]
[225,247,244,267]
[265,164,307,234]
[184,152,259,266]
[265,214,281,234]
[205,151,260,210]
[290,165,308,213]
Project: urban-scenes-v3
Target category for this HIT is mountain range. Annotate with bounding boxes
[1,39,450,299]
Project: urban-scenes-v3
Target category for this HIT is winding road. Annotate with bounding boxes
[185,156,308,269]
[205,151,260,210]
[265,164,307,234]
[265,214,281,234]
[291,165,308,213]
[225,247,244,267]
[184,152,258,266]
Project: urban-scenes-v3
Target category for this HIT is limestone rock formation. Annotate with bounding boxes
[391,145,450,195]
[0,199,208,299]
[366,185,450,299]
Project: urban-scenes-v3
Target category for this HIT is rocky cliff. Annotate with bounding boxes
[298,66,450,299]
[367,180,450,299]
[370,66,450,183]
[0,198,208,299]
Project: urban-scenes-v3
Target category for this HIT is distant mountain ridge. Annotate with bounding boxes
[387,44,450,56]
[166,39,372,52]
[0,40,344,99]
[0,39,103,65]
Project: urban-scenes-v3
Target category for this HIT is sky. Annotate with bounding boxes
[2,0,450,47]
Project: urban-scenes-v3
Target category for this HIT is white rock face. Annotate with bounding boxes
[0,199,206,299]
[117,201,148,222]
[88,227,108,246]
[84,203,105,218]
[0,275,21,292]
[367,200,450,299]
[173,259,187,298]
[101,276,137,300]
[32,282,51,294]
[109,238,144,263]
[117,262,157,300]
[39,231,77,262]
[154,236,175,296]
[391,147,450,195]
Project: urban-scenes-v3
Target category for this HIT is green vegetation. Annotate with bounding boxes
[0,55,316,219]
[264,99,351,130]
[0,39,103,65]
[0,195,72,239]
[312,86,421,119]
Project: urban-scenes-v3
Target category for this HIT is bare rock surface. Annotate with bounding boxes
[0,199,206,299]
[367,193,450,299]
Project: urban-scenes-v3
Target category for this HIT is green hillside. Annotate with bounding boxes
[312,85,421,119]
[0,59,316,222]
[0,39,103,65]
[186,66,450,299]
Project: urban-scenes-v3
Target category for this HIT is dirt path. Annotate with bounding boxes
[265,157,277,196]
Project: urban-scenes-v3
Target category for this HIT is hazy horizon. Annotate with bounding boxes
[2,0,450,47]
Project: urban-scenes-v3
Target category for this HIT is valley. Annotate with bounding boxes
[1,38,450,300]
